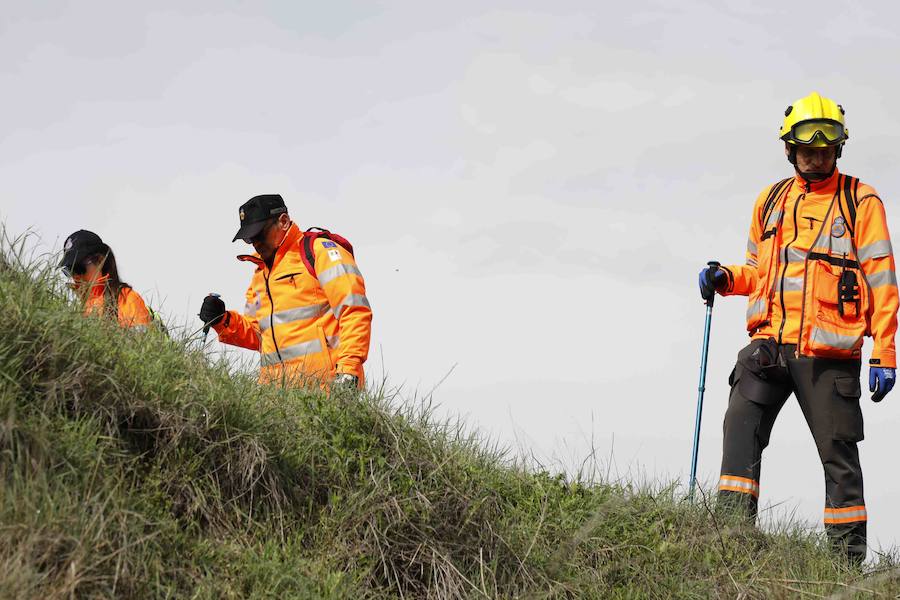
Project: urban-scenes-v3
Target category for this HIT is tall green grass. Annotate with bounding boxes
[2,232,900,598]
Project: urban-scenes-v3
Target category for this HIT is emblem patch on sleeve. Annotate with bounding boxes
[328,249,341,261]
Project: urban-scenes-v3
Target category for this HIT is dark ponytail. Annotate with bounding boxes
[91,245,131,317]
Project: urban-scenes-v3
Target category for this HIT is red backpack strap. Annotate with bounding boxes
[300,229,323,279]
[300,227,355,280]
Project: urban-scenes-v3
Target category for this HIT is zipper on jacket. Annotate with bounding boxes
[796,183,849,356]
[263,272,283,364]
[795,246,814,358]
[777,192,805,344]
[763,182,793,307]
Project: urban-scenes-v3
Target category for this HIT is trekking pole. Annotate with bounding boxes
[689,261,720,501]
[202,293,221,345]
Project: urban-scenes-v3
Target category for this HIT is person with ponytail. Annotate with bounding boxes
[59,230,151,331]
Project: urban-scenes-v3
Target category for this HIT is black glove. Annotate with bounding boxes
[199,294,226,329]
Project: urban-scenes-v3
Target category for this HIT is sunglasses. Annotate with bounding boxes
[62,261,89,277]
[243,218,276,244]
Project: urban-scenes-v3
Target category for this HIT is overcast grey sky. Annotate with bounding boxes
[3,0,900,556]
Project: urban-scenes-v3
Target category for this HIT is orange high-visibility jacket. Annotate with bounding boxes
[78,275,152,331]
[214,223,372,386]
[721,170,899,368]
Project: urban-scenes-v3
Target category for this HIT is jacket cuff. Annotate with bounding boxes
[718,266,736,296]
[336,357,362,375]
[212,310,234,334]
[870,349,896,369]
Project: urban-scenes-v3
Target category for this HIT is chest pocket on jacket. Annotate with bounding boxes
[267,268,329,326]
[798,212,823,233]
[276,271,303,281]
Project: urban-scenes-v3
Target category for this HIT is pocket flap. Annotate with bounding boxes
[728,365,741,387]
[834,377,861,399]
[815,267,840,303]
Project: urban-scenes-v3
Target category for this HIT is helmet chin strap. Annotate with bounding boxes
[786,143,842,182]
[787,145,798,165]
[796,164,836,183]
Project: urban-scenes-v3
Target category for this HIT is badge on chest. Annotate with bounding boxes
[832,216,846,238]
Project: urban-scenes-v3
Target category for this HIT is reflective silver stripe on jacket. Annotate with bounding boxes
[812,230,832,253]
[747,239,758,256]
[766,210,783,229]
[786,247,807,263]
[259,302,330,332]
[318,263,363,286]
[244,303,258,318]
[747,257,758,267]
[857,240,894,263]
[746,298,766,321]
[867,270,898,289]
[333,294,371,319]
[774,276,804,292]
[260,335,340,367]
[131,325,148,333]
[831,235,852,256]
[810,327,862,350]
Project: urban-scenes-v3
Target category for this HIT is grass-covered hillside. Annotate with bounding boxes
[2,240,900,599]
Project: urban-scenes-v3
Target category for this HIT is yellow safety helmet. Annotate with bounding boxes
[780,92,848,148]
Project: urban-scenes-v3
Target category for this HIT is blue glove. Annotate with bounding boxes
[869,367,896,402]
[698,265,727,301]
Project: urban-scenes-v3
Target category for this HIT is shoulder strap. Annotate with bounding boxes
[839,174,859,237]
[761,177,792,230]
[299,226,355,281]
[300,231,321,280]
[844,180,883,241]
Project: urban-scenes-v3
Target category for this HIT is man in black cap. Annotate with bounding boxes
[199,194,372,390]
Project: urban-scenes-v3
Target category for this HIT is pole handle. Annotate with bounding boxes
[705,261,721,307]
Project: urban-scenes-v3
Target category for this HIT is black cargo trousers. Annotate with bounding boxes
[718,338,866,561]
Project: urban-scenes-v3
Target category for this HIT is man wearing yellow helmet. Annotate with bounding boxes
[698,92,899,563]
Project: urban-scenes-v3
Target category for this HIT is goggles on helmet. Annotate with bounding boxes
[783,119,846,146]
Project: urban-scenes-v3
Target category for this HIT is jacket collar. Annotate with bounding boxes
[793,167,841,194]
[237,222,302,270]
[70,274,110,297]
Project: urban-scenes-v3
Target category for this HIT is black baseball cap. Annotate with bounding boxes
[232,194,288,242]
[59,230,107,272]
